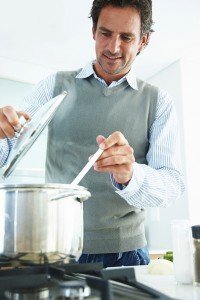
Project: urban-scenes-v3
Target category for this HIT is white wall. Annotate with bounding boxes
[145,60,189,251]
[0,77,32,106]
[1,1,200,83]
[180,58,200,225]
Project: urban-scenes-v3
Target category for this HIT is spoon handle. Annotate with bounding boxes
[71,148,104,186]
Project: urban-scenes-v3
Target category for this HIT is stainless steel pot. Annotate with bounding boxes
[0,184,90,264]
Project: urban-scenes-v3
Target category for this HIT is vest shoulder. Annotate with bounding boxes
[136,78,158,94]
[56,69,82,79]
[53,69,82,96]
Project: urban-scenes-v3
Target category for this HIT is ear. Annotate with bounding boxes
[138,32,150,52]
[92,27,96,40]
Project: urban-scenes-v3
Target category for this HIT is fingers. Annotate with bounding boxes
[96,144,134,163]
[94,159,134,185]
[17,111,30,121]
[98,131,128,149]
[0,106,30,139]
[0,107,16,138]
[94,152,134,171]
[95,131,135,185]
[3,106,22,127]
[96,135,106,146]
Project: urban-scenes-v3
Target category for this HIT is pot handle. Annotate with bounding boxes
[50,189,91,202]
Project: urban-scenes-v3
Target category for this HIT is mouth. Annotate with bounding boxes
[103,54,122,61]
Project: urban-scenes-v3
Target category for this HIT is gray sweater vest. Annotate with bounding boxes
[45,70,158,253]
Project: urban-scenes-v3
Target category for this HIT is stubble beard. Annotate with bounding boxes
[98,55,129,75]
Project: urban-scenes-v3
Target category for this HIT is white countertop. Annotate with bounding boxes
[134,266,200,300]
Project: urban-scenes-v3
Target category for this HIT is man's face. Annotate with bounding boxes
[93,5,148,83]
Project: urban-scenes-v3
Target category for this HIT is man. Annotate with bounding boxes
[0,0,185,267]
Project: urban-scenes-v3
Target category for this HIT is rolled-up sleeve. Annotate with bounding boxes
[112,89,185,208]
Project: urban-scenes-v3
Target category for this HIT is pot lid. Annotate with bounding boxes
[2,91,68,179]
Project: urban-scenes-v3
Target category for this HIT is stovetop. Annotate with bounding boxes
[0,261,175,300]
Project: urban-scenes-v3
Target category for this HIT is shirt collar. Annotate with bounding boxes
[76,60,138,90]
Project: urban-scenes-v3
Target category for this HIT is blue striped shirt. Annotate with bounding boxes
[0,61,185,208]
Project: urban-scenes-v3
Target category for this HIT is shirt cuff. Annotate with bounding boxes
[111,162,145,196]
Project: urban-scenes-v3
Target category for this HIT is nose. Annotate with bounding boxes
[107,36,121,54]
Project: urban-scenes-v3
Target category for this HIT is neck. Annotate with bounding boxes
[93,62,130,85]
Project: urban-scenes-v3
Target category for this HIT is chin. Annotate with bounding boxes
[106,67,125,75]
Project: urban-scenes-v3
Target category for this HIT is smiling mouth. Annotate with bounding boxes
[103,53,122,60]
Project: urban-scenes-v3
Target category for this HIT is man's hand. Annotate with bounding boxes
[94,131,135,185]
[0,106,30,139]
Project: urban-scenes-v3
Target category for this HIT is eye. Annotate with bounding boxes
[100,31,111,37]
[121,35,132,42]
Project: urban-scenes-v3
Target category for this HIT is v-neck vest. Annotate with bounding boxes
[45,70,158,253]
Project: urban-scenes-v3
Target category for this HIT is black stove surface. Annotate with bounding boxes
[0,262,175,300]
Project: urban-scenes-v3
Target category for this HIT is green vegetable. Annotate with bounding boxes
[163,251,173,262]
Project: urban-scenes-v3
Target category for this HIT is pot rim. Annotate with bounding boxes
[0,183,91,201]
[0,183,86,190]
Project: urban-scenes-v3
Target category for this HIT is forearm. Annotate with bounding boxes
[113,162,185,208]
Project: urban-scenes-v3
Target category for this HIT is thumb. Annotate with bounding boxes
[17,111,30,121]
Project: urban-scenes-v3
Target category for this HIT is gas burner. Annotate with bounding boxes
[0,256,13,268]
[5,287,50,300]
[58,281,91,299]
[16,252,73,265]
[0,252,76,267]
[0,263,174,300]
